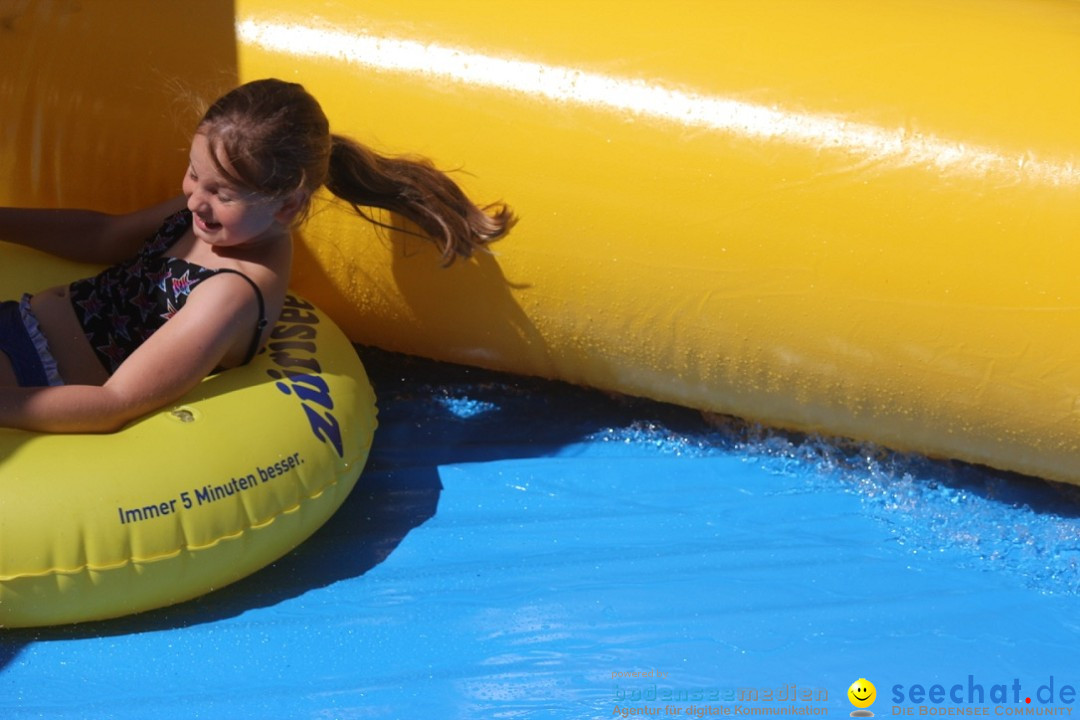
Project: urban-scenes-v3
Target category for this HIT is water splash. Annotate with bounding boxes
[590,410,1080,597]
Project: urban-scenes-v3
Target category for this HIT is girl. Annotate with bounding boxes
[0,78,513,433]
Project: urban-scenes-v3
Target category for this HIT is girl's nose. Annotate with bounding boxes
[187,190,209,213]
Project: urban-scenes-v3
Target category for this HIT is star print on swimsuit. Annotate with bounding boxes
[67,210,230,374]
[160,298,179,322]
[76,290,106,321]
[150,267,172,294]
[171,270,197,296]
[97,336,129,368]
[131,292,157,320]
[110,311,132,341]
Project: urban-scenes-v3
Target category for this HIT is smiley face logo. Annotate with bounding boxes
[848,678,876,716]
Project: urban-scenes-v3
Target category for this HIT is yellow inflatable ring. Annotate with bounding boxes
[0,244,377,629]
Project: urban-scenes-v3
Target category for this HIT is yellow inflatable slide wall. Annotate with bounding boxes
[3,1,1079,484]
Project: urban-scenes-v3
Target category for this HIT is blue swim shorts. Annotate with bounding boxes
[0,294,64,387]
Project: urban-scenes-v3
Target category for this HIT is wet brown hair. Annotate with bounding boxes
[198,78,514,264]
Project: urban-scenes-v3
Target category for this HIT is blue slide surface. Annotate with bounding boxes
[3,348,1079,719]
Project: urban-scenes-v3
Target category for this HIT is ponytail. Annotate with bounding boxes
[326,134,515,265]
[200,80,514,264]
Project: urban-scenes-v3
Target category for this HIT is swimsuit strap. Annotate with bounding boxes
[213,269,268,365]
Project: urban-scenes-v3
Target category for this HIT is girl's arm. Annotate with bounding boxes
[0,196,187,265]
[0,272,258,433]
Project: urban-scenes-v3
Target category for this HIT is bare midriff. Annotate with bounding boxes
[30,285,111,386]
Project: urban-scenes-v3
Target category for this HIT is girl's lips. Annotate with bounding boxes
[193,214,221,232]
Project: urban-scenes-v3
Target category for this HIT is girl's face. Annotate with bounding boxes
[182,132,287,248]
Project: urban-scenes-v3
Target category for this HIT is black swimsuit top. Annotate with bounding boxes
[68,210,267,374]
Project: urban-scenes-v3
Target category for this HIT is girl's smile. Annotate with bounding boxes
[191,212,222,234]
